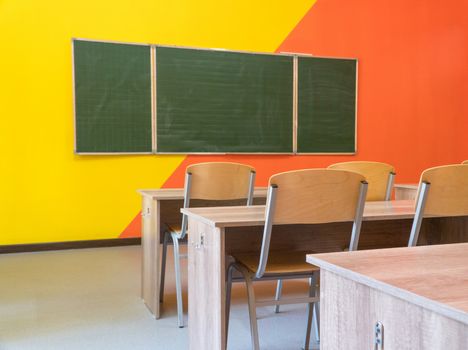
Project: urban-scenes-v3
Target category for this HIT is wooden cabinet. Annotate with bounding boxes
[308,244,468,350]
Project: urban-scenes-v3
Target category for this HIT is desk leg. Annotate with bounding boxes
[141,197,161,318]
[188,218,225,350]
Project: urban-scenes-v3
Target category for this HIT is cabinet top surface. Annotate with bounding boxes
[307,243,468,324]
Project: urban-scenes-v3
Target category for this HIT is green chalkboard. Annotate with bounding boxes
[155,47,294,153]
[297,56,356,153]
[73,40,152,153]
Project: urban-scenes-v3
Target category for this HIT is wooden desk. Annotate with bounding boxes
[182,202,468,350]
[138,188,268,318]
[394,183,418,200]
[138,184,415,317]
[307,243,468,349]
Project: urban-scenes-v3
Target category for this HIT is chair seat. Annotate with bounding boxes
[232,251,319,276]
[165,222,181,234]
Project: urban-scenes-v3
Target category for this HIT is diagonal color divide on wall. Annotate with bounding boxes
[128,0,468,238]
[4,0,465,243]
[276,0,468,177]
[0,0,316,244]
[120,1,318,238]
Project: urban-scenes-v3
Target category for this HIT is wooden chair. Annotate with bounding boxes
[327,161,395,201]
[160,162,256,327]
[226,169,368,350]
[408,164,468,247]
[274,161,394,314]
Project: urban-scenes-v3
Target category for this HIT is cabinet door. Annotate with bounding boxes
[320,270,468,350]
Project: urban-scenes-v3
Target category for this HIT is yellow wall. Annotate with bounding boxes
[0,0,315,244]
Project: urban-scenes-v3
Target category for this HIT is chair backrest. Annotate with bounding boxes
[327,161,395,201]
[462,160,468,165]
[179,162,256,238]
[270,169,367,224]
[186,162,255,200]
[408,164,468,246]
[255,169,368,278]
[417,164,468,216]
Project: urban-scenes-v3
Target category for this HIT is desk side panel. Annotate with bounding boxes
[141,196,160,318]
[188,219,225,350]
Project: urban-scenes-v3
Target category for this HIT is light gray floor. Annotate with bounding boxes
[0,245,316,349]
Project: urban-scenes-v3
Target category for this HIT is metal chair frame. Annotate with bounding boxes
[408,164,468,247]
[407,181,430,247]
[226,178,368,349]
[160,166,256,328]
[275,163,395,314]
[385,172,396,201]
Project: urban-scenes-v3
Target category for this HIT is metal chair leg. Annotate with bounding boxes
[304,271,320,350]
[303,277,314,350]
[225,264,235,348]
[313,271,320,343]
[235,264,260,350]
[313,301,320,343]
[160,231,170,303]
[171,233,184,328]
[245,276,260,350]
[274,279,283,313]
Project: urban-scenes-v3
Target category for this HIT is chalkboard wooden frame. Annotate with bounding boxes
[296,54,358,154]
[72,38,153,154]
[72,39,358,155]
[155,45,296,154]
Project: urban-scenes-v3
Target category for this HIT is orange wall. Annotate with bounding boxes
[162,0,468,189]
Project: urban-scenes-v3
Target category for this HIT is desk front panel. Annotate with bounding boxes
[224,217,468,255]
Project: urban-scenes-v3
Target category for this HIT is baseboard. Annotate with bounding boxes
[0,237,141,254]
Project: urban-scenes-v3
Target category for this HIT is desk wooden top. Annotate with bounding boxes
[139,185,416,200]
[307,243,468,325]
[138,187,268,200]
[181,200,416,228]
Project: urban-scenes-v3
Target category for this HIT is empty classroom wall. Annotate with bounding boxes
[0,0,466,244]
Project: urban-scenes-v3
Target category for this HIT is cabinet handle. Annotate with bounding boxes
[194,233,204,249]
[374,322,384,350]
[141,208,151,217]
